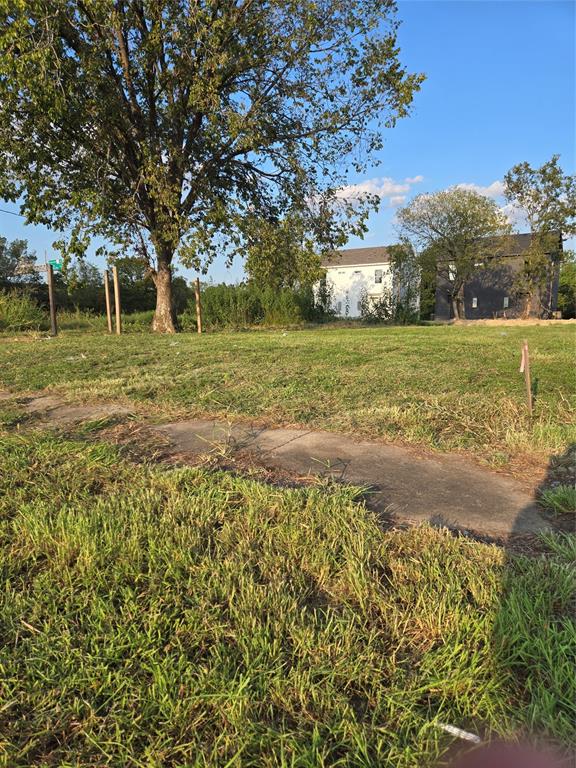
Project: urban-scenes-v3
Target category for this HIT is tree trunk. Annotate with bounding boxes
[152,261,177,333]
[457,295,465,319]
[522,293,532,320]
[451,296,460,320]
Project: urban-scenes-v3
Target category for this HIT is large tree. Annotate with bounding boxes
[504,155,576,317]
[397,187,510,319]
[0,1,422,332]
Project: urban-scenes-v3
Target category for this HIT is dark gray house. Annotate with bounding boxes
[434,233,562,320]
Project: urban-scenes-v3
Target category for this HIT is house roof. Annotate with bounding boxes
[322,233,561,269]
[494,232,561,256]
[321,246,390,267]
[502,233,533,254]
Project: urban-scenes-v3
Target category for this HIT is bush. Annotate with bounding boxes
[358,289,393,323]
[181,283,328,330]
[122,309,156,331]
[0,291,47,331]
[557,259,575,319]
[58,308,108,331]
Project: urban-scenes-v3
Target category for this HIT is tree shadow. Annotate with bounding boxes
[447,443,575,766]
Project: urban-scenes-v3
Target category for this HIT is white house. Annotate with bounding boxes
[318,246,401,318]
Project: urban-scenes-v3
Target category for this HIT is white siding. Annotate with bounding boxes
[324,262,393,318]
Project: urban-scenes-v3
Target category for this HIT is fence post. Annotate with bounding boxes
[194,277,202,334]
[520,339,533,416]
[104,269,113,333]
[46,263,58,336]
[112,265,122,335]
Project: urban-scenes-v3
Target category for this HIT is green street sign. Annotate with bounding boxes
[48,259,63,272]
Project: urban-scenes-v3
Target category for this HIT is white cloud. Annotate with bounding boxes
[456,179,530,228]
[499,201,528,227]
[336,174,424,207]
[456,180,505,199]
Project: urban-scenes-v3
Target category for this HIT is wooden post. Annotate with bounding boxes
[46,263,58,336]
[112,265,122,335]
[520,339,533,416]
[194,277,202,334]
[104,269,113,334]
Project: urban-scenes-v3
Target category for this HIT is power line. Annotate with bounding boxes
[0,207,26,218]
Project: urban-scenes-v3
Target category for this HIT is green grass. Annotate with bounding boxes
[1,325,574,470]
[539,485,576,517]
[0,424,574,767]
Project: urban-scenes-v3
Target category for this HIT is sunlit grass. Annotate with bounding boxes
[1,325,574,472]
[0,427,574,766]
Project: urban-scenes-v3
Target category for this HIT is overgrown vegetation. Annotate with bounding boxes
[181,283,331,330]
[0,424,573,767]
[558,256,576,319]
[0,325,573,472]
[0,290,47,331]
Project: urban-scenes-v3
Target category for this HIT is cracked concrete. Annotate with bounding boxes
[156,419,551,536]
[7,391,552,537]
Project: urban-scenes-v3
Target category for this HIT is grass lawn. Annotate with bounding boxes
[1,324,574,473]
[0,410,574,766]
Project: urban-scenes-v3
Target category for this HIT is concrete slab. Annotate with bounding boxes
[2,389,551,538]
[157,419,550,536]
[20,394,132,425]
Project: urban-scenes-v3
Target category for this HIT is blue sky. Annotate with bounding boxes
[1,0,574,283]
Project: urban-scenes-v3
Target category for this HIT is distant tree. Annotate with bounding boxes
[504,155,576,317]
[0,1,423,332]
[387,242,420,319]
[397,188,510,319]
[244,214,326,291]
[557,252,576,319]
[0,237,38,287]
[63,260,103,311]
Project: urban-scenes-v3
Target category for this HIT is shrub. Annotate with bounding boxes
[358,288,393,323]
[122,309,156,331]
[0,290,47,331]
[58,308,108,331]
[557,258,576,319]
[181,283,329,330]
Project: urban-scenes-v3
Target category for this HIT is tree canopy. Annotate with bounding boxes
[0,0,423,331]
[504,155,575,316]
[504,154,576,241]
[396,187,510,319]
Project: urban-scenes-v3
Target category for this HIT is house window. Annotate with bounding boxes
[354,270,362,274]
[503,296,509,309]
[357,301,362,311]
[336,301,342,313]
[374,269,383,284]
[472,297,478,308]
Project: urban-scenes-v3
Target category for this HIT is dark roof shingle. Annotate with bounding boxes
[321,246,390,267]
